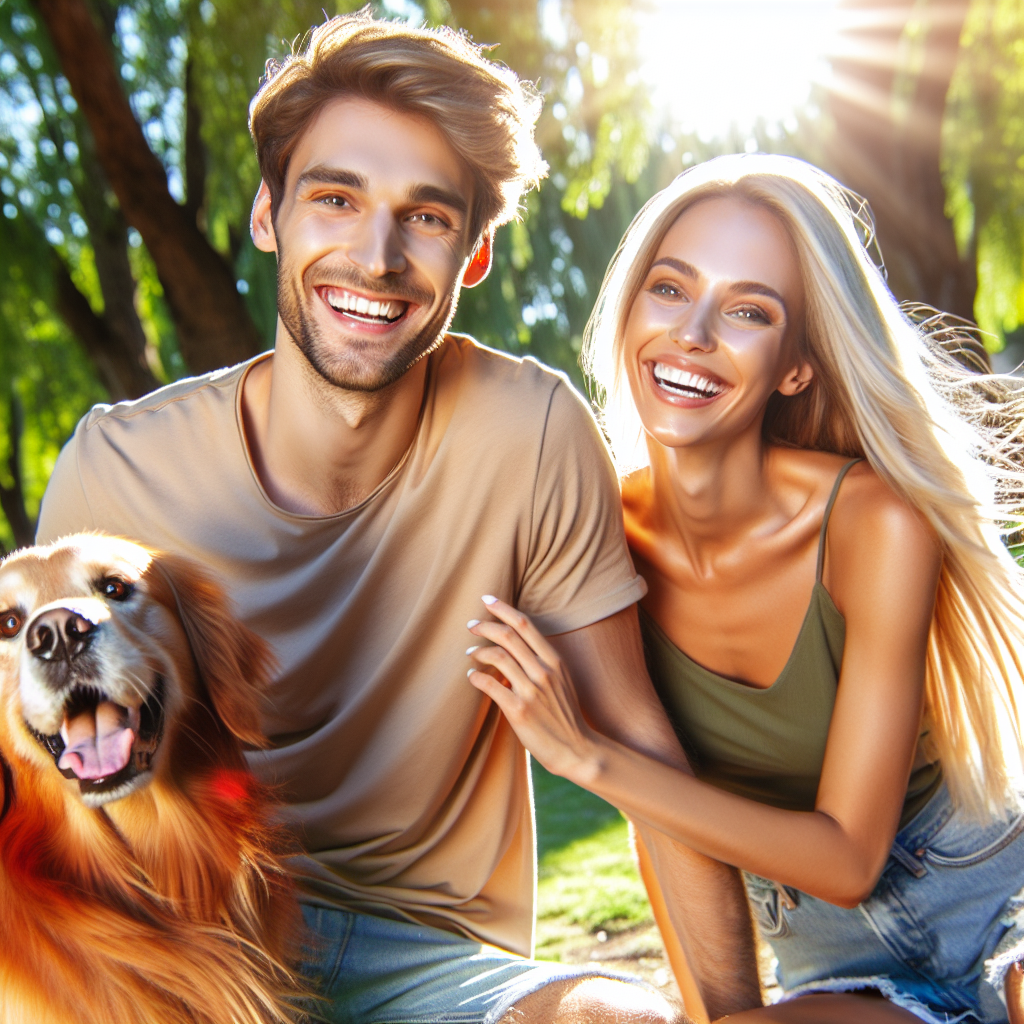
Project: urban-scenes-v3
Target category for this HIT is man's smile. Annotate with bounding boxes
[317,286,412,326]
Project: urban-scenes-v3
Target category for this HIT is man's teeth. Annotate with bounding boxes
[323,288,404,320]
[653,363,726,398]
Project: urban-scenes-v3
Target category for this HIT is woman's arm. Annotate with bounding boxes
[468,479,941,907]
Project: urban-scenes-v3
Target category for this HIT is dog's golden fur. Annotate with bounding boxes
[0,534,304,1024]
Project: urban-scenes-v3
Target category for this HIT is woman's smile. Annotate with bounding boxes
[623,194,808,450]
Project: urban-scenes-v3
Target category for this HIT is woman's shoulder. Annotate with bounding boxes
[796,452,941,609]
[772,448,921,531]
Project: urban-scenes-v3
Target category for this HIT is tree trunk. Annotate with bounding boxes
[30,0,264,375]
[827,0,975,319]
[0,394,36,551]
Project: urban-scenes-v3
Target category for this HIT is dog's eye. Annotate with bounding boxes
[0,611,22,638]
[101,578,133,601]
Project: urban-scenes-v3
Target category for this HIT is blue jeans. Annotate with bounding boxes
[296,903,656,1024]
[745,785,1024,1023]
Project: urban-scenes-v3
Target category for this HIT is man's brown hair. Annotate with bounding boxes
[249,10,547,243]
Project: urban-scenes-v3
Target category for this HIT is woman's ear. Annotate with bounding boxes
[461,232,493,288]
[251,181,277,255]
[777,360,814,397]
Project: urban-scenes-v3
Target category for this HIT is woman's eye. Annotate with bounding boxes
[650,282,683,298]
[0,611,22,638]
[730,306,771,324]
[101,578,133,601]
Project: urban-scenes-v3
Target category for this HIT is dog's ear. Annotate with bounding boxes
[146,554,275,749]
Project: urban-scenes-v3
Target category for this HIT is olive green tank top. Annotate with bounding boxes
[640,459,942,829]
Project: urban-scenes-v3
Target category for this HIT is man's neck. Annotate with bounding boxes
[240,332,432,516]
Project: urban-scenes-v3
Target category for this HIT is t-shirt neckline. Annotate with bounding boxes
[232,348,435,523]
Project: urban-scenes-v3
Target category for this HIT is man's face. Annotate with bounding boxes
[255,96,475,391]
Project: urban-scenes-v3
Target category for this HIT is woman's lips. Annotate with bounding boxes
[648,361,731,403]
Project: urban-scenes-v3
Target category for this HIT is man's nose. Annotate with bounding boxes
[27,608,98,663]
[348,206,407,278]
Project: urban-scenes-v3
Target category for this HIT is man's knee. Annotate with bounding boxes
[500,975,690,1024]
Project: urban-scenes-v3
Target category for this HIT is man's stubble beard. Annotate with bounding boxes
[277,255,460,393]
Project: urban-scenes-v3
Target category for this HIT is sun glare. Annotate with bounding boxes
[638,0,841,141]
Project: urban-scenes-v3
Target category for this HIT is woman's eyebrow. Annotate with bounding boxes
[650,256,699,279]
[728,280,787,314]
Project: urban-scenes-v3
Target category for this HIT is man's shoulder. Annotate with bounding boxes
[439,334,592,428]
[76,359,252,441]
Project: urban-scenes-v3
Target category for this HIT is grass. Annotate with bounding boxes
[531,759,656,961]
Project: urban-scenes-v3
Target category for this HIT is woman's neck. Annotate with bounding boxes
[645,424,779,554]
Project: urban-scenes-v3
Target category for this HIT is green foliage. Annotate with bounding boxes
[944,0,1024,345]
[532,761,652,938]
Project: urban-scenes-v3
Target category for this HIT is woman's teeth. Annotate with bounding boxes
[653,363,727,399]
[323,288,406,322]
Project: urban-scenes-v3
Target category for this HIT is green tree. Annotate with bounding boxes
[0,0,662,550]
[943,0,1024,349]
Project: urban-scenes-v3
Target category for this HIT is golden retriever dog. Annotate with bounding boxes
[0,533,304,1024]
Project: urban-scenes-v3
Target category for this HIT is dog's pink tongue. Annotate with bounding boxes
[58,702,135,780]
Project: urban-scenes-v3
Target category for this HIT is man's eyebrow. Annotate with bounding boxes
[407,183,468,217]
[294,167,368,193]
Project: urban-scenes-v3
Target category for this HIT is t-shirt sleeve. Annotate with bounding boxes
[35,419,97,543]
[517,379,646,635]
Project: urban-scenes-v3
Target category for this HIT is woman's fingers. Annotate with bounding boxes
[479,596,561,664]
[468,666,520,714]
[469,644,537,697]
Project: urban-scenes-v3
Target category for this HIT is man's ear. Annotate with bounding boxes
[777,360,814,397]
[461,232,493,288]
[251,180,277,254]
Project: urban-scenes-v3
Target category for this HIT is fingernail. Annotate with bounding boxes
[467,619,480,629]
[482,595,498,605]
[466,645,480,655]
[467,668,476,678]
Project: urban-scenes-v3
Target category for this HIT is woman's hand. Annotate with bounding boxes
[467,596,605,784]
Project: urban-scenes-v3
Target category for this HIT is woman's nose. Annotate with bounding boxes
[669,308,716,352]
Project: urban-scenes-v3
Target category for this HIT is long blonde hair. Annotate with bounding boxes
[583,154,1024,814]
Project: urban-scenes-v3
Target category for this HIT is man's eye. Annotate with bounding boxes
[409,211,454,229]
[101,578,133,601]
[318,195,349,208]
[0,611,22,638]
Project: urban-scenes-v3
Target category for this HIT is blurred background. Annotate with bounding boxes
[1,0,1023,551]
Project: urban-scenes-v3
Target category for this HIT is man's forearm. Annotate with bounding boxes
[636,823,762,1021]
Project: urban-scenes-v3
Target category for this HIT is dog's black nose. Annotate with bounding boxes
[28,609,98,662]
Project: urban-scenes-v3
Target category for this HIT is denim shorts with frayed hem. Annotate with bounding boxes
[295,903,662,1024]
[745,784,1024,1024]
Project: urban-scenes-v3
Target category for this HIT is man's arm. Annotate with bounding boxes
[547,605,761,1022]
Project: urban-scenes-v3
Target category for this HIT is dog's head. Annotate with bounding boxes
[0,534,272,809]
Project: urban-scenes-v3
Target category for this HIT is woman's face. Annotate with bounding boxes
[622,195,810,452]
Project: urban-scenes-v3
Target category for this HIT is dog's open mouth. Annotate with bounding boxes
[26,679,164,800]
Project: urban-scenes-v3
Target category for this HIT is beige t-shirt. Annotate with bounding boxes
[37,335,645,956]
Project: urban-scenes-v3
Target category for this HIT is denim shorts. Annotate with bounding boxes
[745,784,1024,1023]
[295,902,658,1024]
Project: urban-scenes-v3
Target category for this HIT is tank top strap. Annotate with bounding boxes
[816,458,864,582]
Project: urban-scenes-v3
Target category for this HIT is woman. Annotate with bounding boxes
[466,155,1024,1024]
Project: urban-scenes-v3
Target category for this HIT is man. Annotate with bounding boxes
[37,12,760,1023]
